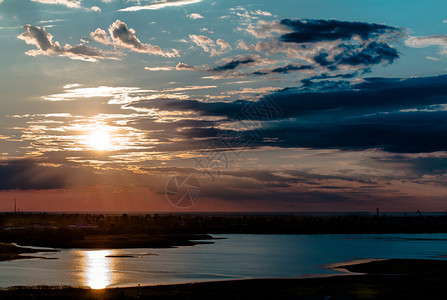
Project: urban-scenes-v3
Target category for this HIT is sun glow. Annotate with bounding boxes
[83,250,113,289]
[86,128,113,151]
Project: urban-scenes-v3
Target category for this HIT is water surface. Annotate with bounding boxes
[1,233,446,288]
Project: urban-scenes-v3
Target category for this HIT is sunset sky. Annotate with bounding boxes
[2,0,447,212]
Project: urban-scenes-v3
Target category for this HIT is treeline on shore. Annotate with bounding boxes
[1,212,447,236]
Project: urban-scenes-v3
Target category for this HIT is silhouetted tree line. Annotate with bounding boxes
[1,213,447,241]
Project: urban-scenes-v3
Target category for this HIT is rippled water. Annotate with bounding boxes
[1,233,446,288]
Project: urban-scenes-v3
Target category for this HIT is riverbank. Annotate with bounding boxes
[0,234,214,250]
[0,233,214,262]
[20,233,215,249]
[0,243,56,261]
[0,258,446,299]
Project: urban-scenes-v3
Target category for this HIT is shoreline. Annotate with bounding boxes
[0,234,215,257]
[0,243,57,262]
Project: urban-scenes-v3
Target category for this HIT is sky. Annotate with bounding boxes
[2,0,447,212]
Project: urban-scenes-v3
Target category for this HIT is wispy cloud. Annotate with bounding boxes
[189,34,232,56]
[42,86,155,101]
[38,19,65,24]
[30,0,101,12]
[230,7,273,23]
[145,66,175,71]
[406,35,447,55]
[164,85,217,92]
[119,0,203,12]
[30,0,81,9]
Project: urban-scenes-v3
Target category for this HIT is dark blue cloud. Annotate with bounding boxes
[334,42,399,66]
[133,75,447,120]
[280,19,399,43]
[128,74,447,153]
[252,64,313,75]
[211,57,256,71]
[364,156,447,177]
[261,111,447,153]
[266,75,447,118]
[208,57,313,76]
[311,42,399,70]
[275,19,402,71]
[0,160,67,190]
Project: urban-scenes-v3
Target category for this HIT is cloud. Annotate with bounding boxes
[210,56,256,71]
[243,19,403,74]
[230,7,274,23]
[87,6,101,13]
[164,85,217,92]
[259,111,447,153]
[317,41,399,69]
[0,159,166,193]
[109,20,179,57]
[205,55,312,77]
[364,156,447,178]
[188,13,204,19]
[176,62,199,71]
[189,34,214,52]
[216,38,232,51]
[225,87,281,95]
[145,66,175,71]
[90,28,112,45]
[279,19,399,43]
[259,75,447,153]
[251,9,272,17]
[124,74,447,154]
[246,20,292,38]
[119,0,202,12]
[125,96,281,121]
[189,34,231,56]
[252,64,313,75]
[63,83,81,89]
[406,35,447,55]
[38,19,65,24]
[175,55,280,77]
[30,0,101,12]
[0,160,68,190]
[42,86,154,101]
[200,27,213,33]
[17,25,116,62]
[30,0,81,9]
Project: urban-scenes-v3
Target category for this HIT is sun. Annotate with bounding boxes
[86,128,113,151]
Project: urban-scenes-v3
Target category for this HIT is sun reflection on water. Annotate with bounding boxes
[83,250,113,289]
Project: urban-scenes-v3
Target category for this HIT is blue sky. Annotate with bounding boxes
[1,0,447,212]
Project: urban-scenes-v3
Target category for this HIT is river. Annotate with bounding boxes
[1,233,446,289]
